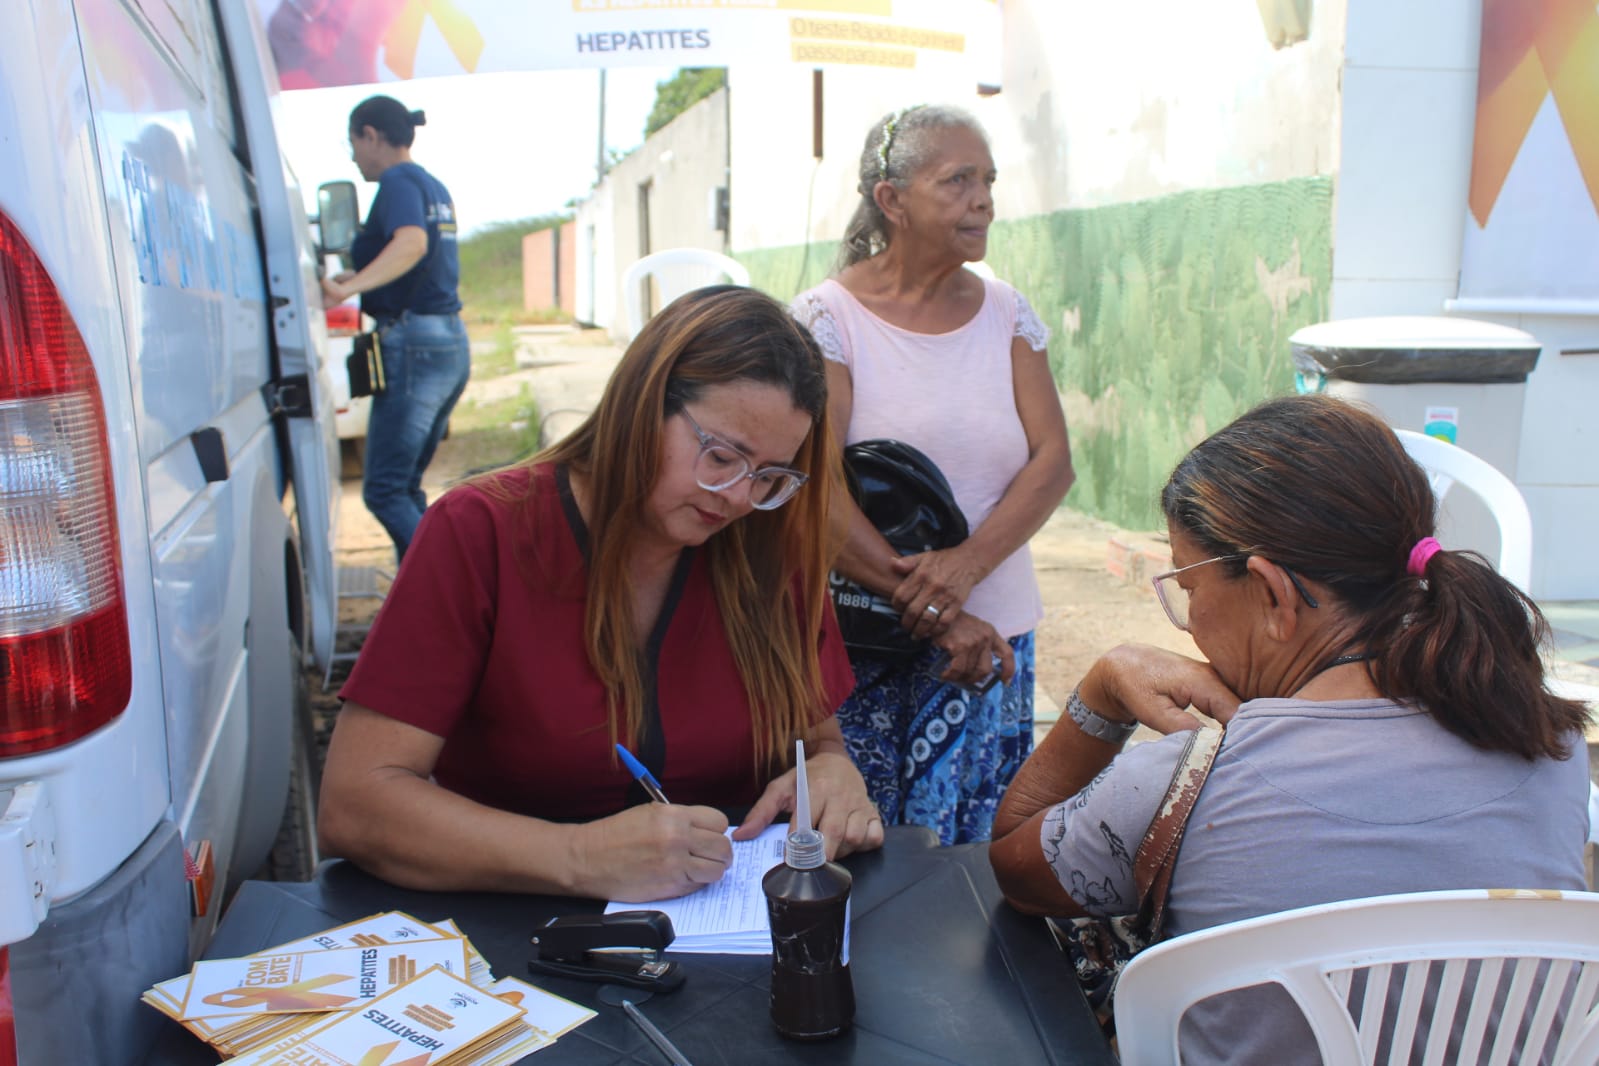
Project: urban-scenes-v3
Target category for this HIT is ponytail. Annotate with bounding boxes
[1361,549,1587,760]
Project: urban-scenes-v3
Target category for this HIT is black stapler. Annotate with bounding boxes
[528,911,686,992]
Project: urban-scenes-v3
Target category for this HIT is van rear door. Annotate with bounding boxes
[215,1,339,667]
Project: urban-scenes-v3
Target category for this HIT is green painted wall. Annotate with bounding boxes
[739,175,1333,530]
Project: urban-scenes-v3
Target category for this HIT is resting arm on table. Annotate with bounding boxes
[320,224,427,306]
[887,336,1075,636]
[988,645,1240,916]
[733,716,885,859]
[318,702,734,903]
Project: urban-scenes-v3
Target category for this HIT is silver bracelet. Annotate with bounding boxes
[1066,687,1137,744]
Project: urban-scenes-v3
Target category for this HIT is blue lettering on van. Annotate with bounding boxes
[120,149,261,301]
[121,154,161,285]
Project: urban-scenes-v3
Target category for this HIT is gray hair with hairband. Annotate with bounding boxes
[837,104,989,269]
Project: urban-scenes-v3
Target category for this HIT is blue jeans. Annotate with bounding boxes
[363,311,471,560]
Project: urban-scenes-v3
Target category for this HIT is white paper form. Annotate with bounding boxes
[603,824,787,953]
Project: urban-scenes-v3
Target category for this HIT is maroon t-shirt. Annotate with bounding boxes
[341,463,855,820]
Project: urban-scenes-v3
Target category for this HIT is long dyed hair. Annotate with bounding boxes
[532,285,839,772]
[1161,394,1588,760]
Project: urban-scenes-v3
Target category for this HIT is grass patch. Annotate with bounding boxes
[462,302,570,328]
[458,215,572,327]
[473,320,518,379]
[447,384,542,476]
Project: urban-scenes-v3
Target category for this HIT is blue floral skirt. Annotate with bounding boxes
[837,632,1034,845]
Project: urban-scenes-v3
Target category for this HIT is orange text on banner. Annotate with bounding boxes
[790,18,964,52]
[791,41,916,67]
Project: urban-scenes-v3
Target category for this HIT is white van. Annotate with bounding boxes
[0,1,347,1060]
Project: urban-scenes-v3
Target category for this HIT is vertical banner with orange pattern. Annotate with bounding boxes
[255,0,1000,91]
[1460,0,1599,302]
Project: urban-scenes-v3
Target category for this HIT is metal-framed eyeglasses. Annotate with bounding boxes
[1151,553,1321,632]
[681,407,809,511]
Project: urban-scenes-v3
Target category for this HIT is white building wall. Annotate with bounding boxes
[984,0,1344,215]
[575,86,730,339]
[724,0,1595,597]
[1332,0,1599,598]
[729,0,1345,254]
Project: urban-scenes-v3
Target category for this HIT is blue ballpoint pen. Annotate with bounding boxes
[616,743,670,804]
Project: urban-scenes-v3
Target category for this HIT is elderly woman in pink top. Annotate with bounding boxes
[792,105,1075,843]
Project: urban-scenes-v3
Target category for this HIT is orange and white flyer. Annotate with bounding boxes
[479,975,596,1050]
[224,966,526,1066]
[149,911,456,1021]
[178,939,470,1020]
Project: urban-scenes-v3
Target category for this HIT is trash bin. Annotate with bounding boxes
[1289,315,1542,567]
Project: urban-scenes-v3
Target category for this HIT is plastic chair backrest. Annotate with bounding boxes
[622,248,750,338]
[1395,429,1533,594]
[1114,889,1599,1066]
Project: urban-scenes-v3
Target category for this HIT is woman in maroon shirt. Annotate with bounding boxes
[319,286,880,902]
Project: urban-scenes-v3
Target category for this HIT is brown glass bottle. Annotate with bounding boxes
[762,826,854,1040]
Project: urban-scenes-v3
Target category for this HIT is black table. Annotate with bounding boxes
[144,827,1115,1065]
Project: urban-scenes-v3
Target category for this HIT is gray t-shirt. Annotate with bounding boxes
[1043,697,1592,1063]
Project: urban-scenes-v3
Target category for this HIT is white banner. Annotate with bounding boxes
[1458,0,1599,304]
[258,0,1000,91]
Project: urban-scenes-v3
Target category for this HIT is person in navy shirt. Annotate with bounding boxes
[323,95,470,560]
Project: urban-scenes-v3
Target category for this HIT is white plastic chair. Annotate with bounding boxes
[1394,429,1532,594]
[622,248,750,338]
[1589,784,1599,848]
[1114,888,1599,1065]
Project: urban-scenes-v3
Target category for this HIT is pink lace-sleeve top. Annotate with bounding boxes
[792,276,1051,638]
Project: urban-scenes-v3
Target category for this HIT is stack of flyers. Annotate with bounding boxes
[144,911,595,1062]
[225,965,525,1065]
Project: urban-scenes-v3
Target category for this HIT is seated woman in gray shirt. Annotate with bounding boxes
[990,394,1592,1064]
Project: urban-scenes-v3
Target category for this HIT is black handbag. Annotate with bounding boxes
[346,329,384,397]
[830,440,968,660]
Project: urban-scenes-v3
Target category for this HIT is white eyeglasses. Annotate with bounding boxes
[681,408,809,511]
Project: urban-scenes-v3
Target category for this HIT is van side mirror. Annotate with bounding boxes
[316,181,359,255]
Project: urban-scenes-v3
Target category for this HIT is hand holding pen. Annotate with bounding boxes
[570,745,732,902]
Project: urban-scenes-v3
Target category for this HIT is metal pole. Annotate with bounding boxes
[596,68,608,184]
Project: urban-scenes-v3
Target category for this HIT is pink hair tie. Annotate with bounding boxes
[1407,536,1443,577]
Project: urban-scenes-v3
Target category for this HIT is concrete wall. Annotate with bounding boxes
[724,0,1595,597]
[521,221,576,315]
[729,0,1344,533]
[557,0,1595,595]
[574,86,730,340]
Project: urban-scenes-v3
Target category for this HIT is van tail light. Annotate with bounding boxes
[0,948,14,1066]
[0,212,131,756]
[325,302,359,335]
